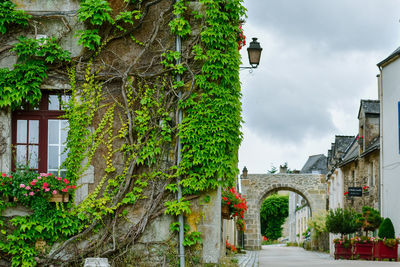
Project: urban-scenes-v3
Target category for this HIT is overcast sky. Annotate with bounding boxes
[239,0,400,173]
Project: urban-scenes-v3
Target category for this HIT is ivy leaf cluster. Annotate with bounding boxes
[12,36,71,64]
[0,1,31,34]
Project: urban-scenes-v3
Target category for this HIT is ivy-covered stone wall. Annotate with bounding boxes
[0,0,245,265]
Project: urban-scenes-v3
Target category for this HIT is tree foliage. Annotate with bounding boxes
[260,194,289,240]
[326,207,360,237]
[355,206,382,236]
[378,218,395,239]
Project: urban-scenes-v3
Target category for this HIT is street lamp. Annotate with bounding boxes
[240,37,263,70]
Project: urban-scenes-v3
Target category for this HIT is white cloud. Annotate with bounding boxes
[238,0,399,173]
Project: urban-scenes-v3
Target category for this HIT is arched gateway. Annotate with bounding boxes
[240,173,327,250]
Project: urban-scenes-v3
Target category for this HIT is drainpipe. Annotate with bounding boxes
[175,0,185,266]
[377,70,383,214]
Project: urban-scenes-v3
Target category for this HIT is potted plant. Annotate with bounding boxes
[374,218,398,261]
[221,187,248,231]
[351,236,375,260]
[352,206,382,260]
[326,208,360,259]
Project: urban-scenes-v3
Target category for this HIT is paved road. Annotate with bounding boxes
[258,244,400,267]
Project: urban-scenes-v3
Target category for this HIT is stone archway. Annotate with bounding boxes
[240,173,327,250]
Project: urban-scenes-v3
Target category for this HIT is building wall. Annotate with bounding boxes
[341,150,380,212]
[380,58,400,235]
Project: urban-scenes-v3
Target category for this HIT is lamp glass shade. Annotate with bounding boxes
[247,38,262,68]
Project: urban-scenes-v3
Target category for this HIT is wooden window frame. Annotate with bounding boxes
[12,92,66,173]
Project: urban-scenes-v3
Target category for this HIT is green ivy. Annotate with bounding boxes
[177,0,245,193]
[0,1,31,34]
[0,36,71,109]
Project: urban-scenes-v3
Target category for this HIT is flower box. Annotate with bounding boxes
[353,242,373,260]
[334,243,352,260]
[49,193,69,202]
[221,204,230,220]
[374,241,398,261]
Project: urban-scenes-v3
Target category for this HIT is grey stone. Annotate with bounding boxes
[84,258,110,267]
[241,173,327,250]
[2,205,33,217]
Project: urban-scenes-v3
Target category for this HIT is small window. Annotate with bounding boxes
[12,91,70,176]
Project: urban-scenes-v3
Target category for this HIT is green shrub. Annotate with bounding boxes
[355,206,382,236]
[378,218,395,239]
[326,208,360,237]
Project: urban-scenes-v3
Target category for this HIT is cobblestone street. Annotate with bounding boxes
[255,245,400,267]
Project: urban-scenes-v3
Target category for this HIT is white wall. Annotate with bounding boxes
[328,169,344,256]
[380,57,400,235]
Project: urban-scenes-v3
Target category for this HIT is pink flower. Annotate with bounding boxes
[29,192,34,196]
[20,184,25,188]
[52,190,58,195]
[63,178,69,184]
[30,181,36,186]
[25,186,31,190]
[72,185,76,189]
[1,173,6,177]
[42,182,49,188]
[8,175,12,179]
[40,173,47,177]
[62,188,68,193]
[45,188,50,192]
[57,177,62,181]
[24,193,28,196]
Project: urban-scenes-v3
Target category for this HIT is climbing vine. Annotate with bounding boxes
[0,0,245,265]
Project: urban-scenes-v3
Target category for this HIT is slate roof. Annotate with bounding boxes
[378,46,400,67]
[358,100,380,118]
[334,135,355,154]
[339,138,358,166]
[361,136,380,157]
[300,154,327,174]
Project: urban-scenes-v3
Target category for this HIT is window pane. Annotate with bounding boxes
[16,145,27,166]
[28,120,39,144]
[60,146,68,165]
[28,145,39,169]
[61,120,69,144]
[49,95,60,110]
[61,95,71,110]
[17,120,27,143]
[48,120,59,145]
[48,146,59,169]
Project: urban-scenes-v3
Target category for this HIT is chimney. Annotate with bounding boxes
[279,165,287,173]
[242,166,248,179]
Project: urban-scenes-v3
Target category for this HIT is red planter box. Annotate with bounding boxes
[334,243,352,260]
[374,241,398,261]
[353,242,373,260]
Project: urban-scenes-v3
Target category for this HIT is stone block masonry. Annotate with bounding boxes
[241,173,327,250]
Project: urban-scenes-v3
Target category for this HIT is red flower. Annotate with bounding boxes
[61,188,68,193]
[1,173,6,177]
[72,185,76,189]
[63,178,69,184]
[344,192,349,195]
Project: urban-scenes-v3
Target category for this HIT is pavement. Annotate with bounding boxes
[236,244,400,267]
[258,244,400,267]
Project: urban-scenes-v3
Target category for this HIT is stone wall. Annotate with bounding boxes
[241,173,327,250]
[341,149,380,212]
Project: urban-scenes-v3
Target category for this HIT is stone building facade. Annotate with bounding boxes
[326,100,380,256]
[0,0,229,265]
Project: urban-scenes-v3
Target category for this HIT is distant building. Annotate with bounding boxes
[288,154,327,243]
[301,154,327,174]
[326,101,380,256]
[378,47,400,235]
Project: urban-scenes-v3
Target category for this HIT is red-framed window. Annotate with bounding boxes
[12,92,70,177]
